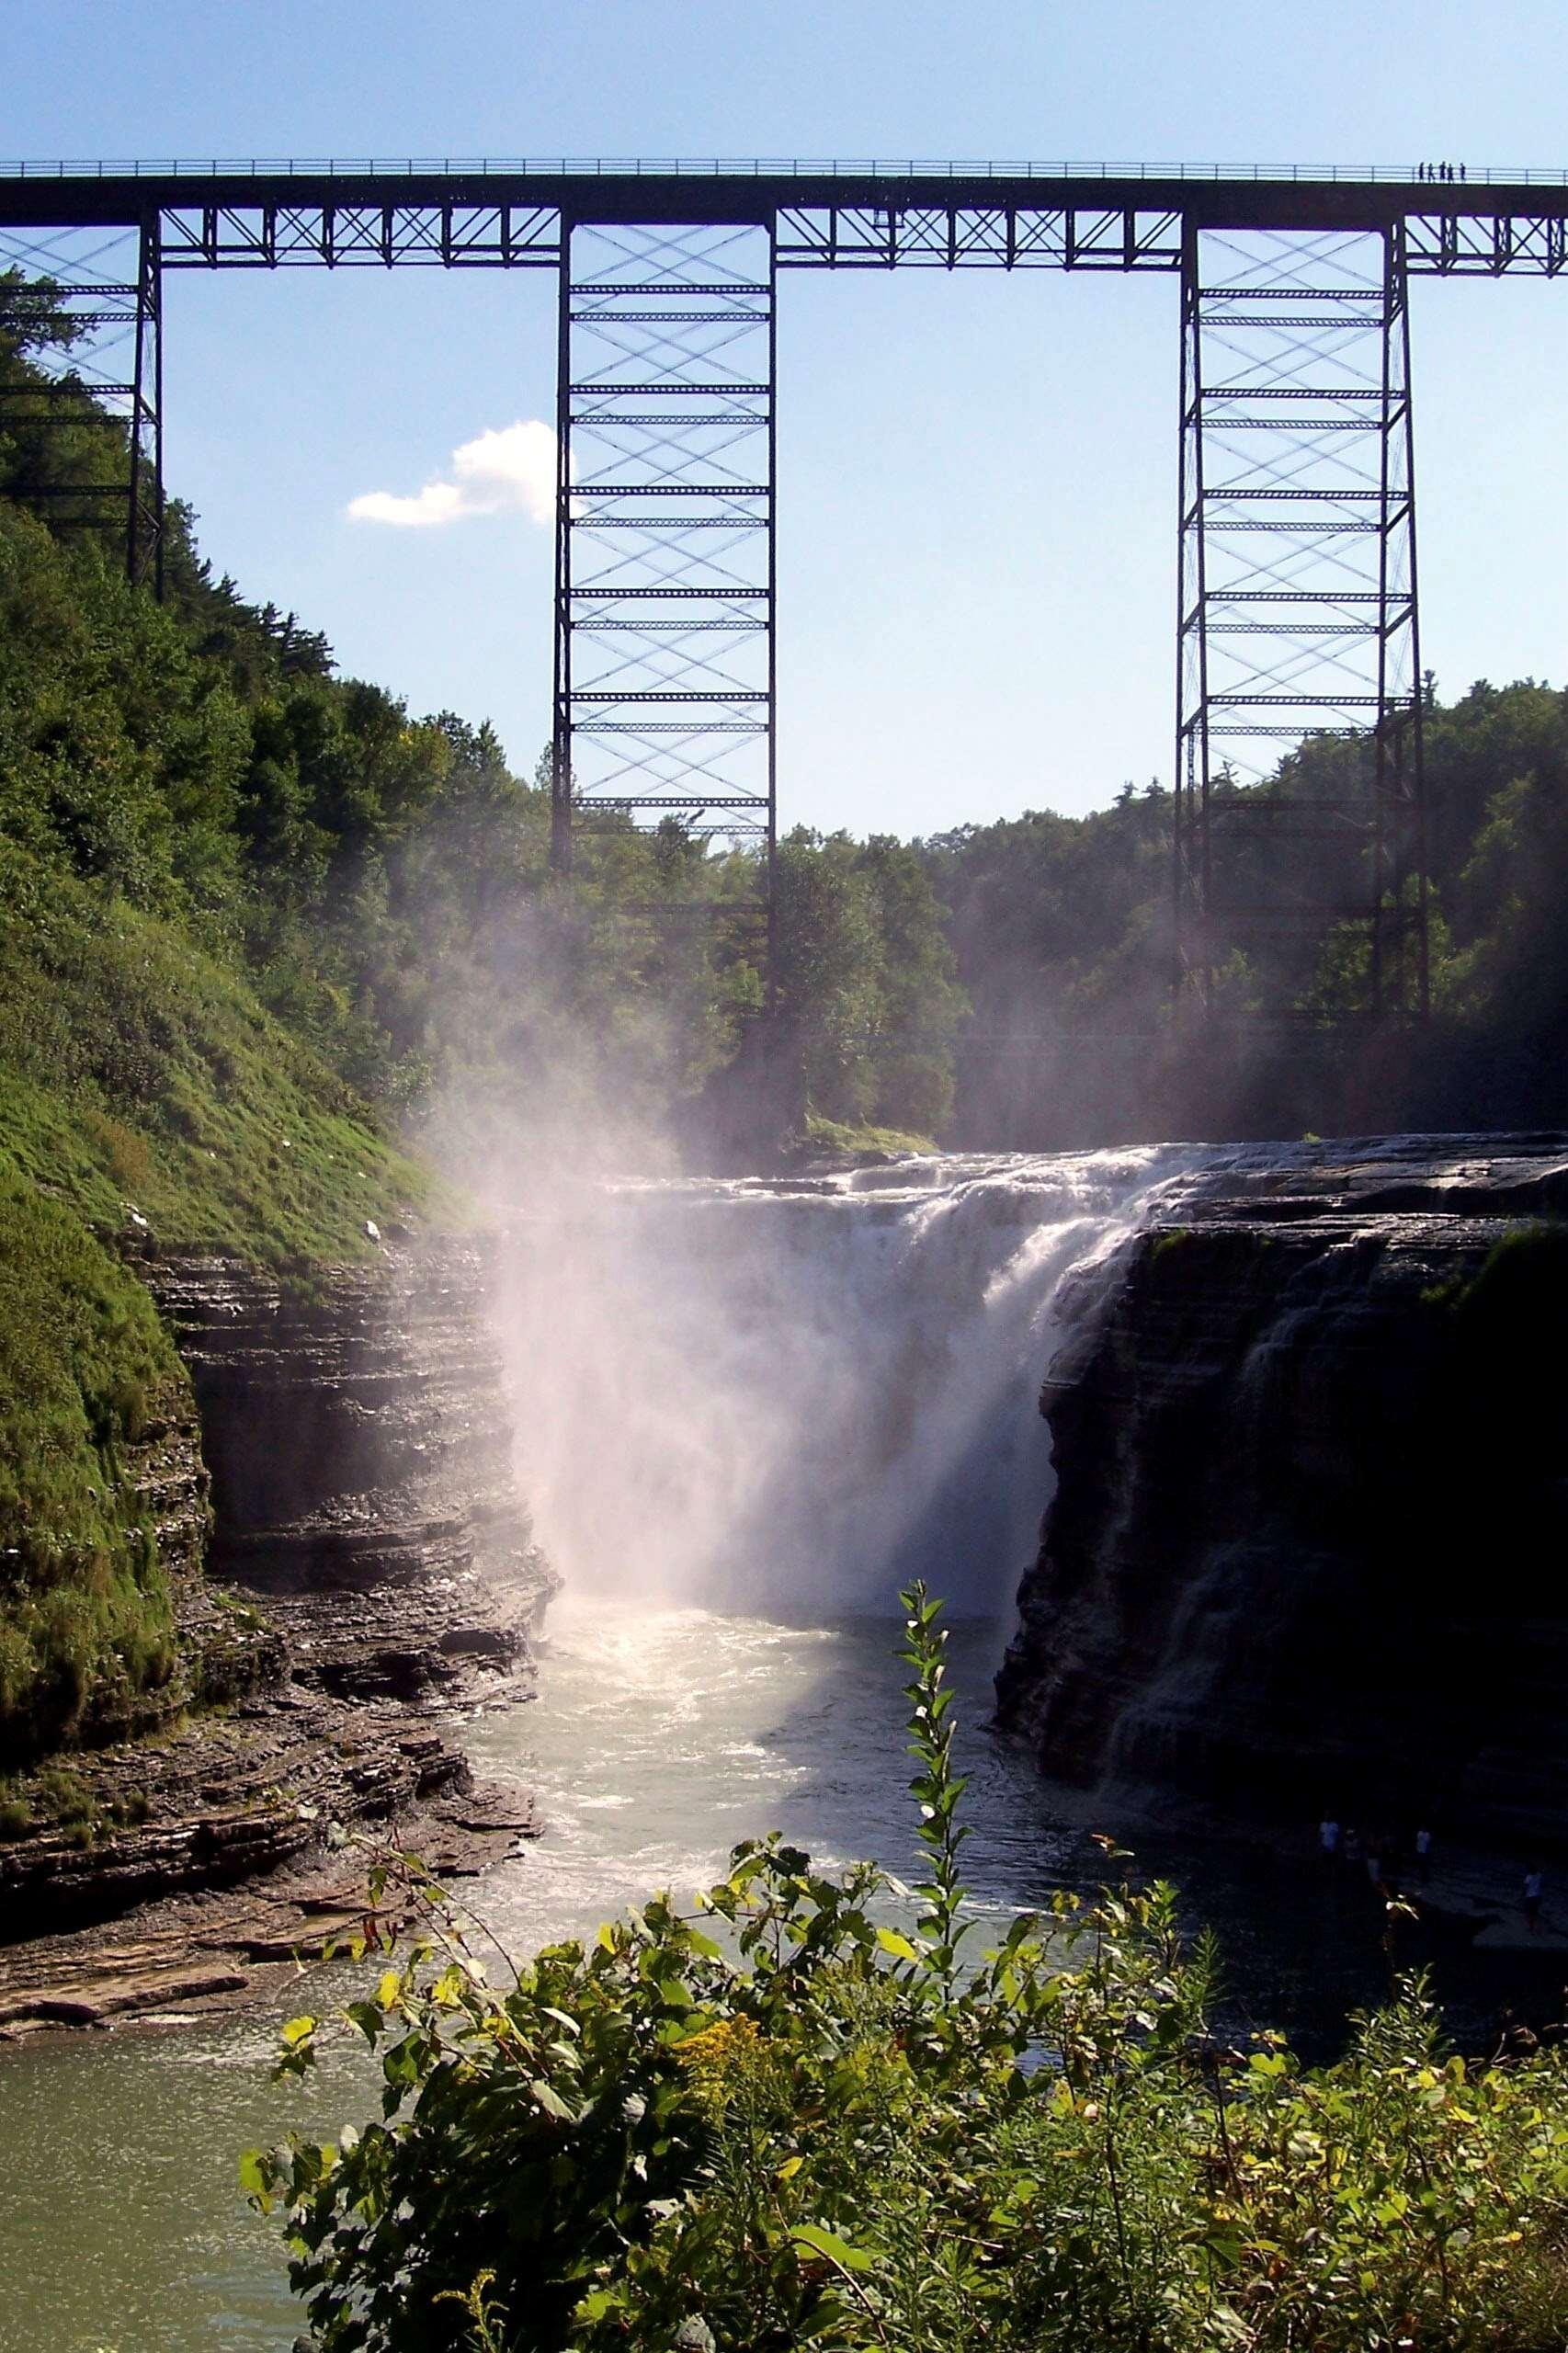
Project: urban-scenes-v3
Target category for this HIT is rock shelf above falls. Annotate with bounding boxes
[996,1135,1568,1865]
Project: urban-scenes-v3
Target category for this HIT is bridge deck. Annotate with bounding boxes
[1,160,1566,244]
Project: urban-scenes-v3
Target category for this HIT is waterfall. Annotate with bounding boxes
[495,1145,1211,1622]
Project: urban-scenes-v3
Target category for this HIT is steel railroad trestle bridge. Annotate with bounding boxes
[6,159,1568,1018]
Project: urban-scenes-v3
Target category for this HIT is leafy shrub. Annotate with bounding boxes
[247,1593,1568,2353]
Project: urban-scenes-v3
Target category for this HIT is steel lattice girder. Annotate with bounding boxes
[2,161,1567,268]
[0,219,164,587]
[156,201,562,267]
[131,200,1568,278]
[1174,222,1426,1019]
[551,219,776,884]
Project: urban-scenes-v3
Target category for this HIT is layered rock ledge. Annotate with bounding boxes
[996,1137,1568,1863]
[0,1236,556,2030]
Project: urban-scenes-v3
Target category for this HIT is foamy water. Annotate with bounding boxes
[494,1144,1222,1621]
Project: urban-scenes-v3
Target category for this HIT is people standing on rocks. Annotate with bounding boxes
[1415,1825,1432,1883]
[1344,1825,1362,1868]
[1523,1866,1544,1935]
[1319,1815,1341,1861]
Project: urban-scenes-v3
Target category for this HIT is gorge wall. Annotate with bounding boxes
[1,1235,553,1947]
[996,1139,1568,1859]
[149,1239,551,1698]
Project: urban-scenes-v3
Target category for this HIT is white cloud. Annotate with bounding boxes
[347,419,556,529]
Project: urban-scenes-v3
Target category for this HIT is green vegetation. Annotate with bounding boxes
[248,1594,1568,2352]
[926,679,1568,1142]
[1427,1221,1568,1321]
[0,1760,150,1845]
[797,1112,936,1160]
[0,849,449,1262]
[0,1169,187,1760]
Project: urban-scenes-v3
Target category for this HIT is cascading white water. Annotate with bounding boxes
[496,1144,1214,1623]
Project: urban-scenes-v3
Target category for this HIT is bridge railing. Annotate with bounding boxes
[0,156,1565,186]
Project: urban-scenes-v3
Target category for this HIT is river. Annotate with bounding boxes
[0,1147,1533,2349]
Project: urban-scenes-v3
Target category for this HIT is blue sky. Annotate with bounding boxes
[3,1,1564,834]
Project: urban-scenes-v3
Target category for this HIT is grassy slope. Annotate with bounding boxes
[0,844,456,1262]
[799,1111,936,1160]
[0,1170,185,1760]
[0,847,465,1765]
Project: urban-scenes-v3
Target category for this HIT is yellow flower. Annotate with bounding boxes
[675,2018,767,2116]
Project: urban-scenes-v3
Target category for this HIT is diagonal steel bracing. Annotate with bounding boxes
[0,215,164,589]
[1175,222,1426,1018]
[551,217,775,899]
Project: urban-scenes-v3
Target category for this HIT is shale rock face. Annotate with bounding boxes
[1,1238,553,1943]
[995,1139,1568,1859]
[148,1240,553,1685]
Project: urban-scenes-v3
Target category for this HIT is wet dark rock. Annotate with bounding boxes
[996,1135,1568,1865]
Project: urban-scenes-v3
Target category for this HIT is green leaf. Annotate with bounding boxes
[875,1927,920,1964]
[792,2223,873,2273]
[529,2078,577,2123]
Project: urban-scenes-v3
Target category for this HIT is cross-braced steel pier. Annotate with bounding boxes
[4,158,1566,1017]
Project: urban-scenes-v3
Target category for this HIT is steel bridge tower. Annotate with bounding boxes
[1175,222,1426,1020]
[0,215,164,591]
[551,214,776,956]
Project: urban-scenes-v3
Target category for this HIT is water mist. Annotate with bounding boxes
[493,1146,1206,1627]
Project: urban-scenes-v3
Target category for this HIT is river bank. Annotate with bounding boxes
[6,1599,1567,2353]
[0,1576,541,2039]
[0,1233,557,2030]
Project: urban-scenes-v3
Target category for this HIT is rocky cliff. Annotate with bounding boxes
[149,1239,551,1696]
[995,1138,1568,1859]
[0,1236,554,1965]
